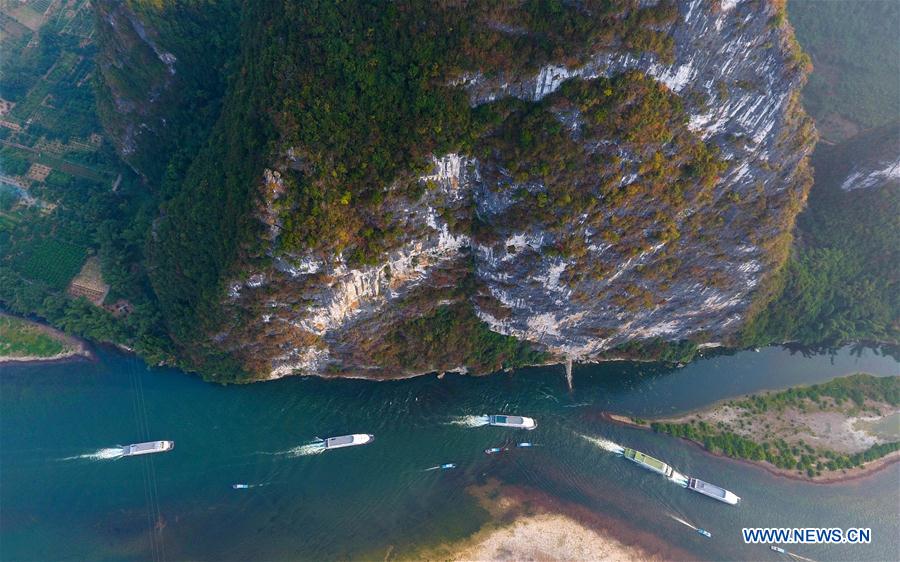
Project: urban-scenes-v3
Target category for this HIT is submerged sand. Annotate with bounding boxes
[444,512,658,562]
[402,480,689,562]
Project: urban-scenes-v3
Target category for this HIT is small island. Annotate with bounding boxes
[608,374,899,481]
[0,313,90,364]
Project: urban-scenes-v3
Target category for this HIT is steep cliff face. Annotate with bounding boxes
[97,0,816,381]
[94,0,239,182]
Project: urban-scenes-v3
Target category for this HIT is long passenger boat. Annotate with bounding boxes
[622,447,674,477]
[688,477,741,505]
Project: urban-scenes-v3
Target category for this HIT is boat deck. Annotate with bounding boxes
[625,449,668,472]
[690,478,727,498]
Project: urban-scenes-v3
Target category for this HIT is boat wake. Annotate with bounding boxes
[58,447,124,461]
[668,514,698,531]
[266,440,325,457]
[447,415,490,428]
[284,441,326,457]
[578,434,625,455]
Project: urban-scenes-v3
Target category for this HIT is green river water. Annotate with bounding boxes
[1,344,898,561]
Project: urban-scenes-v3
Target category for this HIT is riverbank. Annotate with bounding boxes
[0,313,91,365]
[604,373,900,482]
[402,480,693,561]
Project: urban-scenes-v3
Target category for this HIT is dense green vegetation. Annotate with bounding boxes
[741,125,899,349]
[148,0,691,374]
[0,315,67,358]
[742,2,899,353]
[7,238,86,290]
[654,420,899,477]
[264,1,681,261]
[3,0,885,381]
[0,1,176,366]
[729,374,900,413]
[373,302,548,374]
[93,0,241,185]
[789,0,899,140]
[603,338,699,364]
[1,25,100,141]
[652,374,900,477]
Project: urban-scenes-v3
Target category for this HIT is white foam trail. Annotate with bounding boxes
[668,514,698,531]
[262,440,325,457]
[59,447,124,461]
[787,552,818,562]
[578,434,625,454]
[669,470,689,487]
[283,442,326,457]
[423,466,441,472]
[447,415,490,428]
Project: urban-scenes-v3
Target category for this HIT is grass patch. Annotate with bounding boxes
[0,315,68,358]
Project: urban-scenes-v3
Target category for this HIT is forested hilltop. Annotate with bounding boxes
[5,1,893,383]
[117,0,816,381]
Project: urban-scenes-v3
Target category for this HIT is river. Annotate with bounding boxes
[1,345,897,561]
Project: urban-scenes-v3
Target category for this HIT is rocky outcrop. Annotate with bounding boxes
[214,0,815,379]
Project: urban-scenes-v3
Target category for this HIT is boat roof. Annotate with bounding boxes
[493,415,525,424]
[326,435,354,446]
[129,441,165,452]
[629,449,667,470]
[691,478,727,497]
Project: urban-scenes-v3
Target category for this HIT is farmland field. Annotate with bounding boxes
[9,238,86,289]
[4,4,43,31]
[0,12,31,44]
[28,0,54,14]
[0,212,22,231]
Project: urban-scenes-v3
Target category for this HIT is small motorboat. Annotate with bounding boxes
[232,484,249,489]
[697,528,712,538]
[484,447,507,455]
[771,546,786,554]
[516,442,534,448]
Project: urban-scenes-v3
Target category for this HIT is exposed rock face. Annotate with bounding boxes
[216,0,815,379]
[95,0,816,380]
[841,159,900,192]
[457,0,814,358]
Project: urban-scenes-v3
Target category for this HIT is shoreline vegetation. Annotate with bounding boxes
[399,480,689,562]
[0,312,91,365]
[605,373,900,482]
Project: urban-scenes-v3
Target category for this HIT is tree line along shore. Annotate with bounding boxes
[607,373,899,481]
